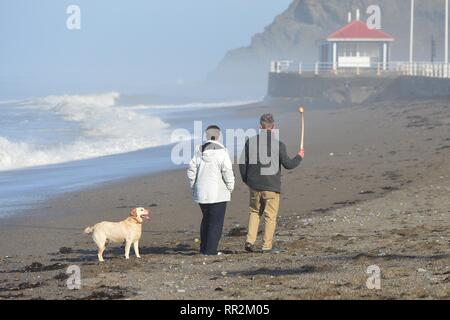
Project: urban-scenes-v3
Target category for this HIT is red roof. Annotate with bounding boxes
[327,20,394,41]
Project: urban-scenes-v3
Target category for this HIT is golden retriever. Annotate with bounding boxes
[84,207,150,262]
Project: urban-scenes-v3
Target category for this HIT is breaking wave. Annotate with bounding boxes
[0,92,172,171]
[0,93,261,172]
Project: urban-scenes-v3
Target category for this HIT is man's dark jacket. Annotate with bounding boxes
[239,131,302,193]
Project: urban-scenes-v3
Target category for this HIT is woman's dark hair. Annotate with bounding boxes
[206,125,221,141]
[207,125,221,131]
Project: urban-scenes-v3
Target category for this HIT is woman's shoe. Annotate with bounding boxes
[202,252,223,257]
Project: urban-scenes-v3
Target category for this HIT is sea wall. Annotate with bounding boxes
[266,73,450,108]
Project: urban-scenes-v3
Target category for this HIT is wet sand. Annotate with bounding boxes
[0,99,449,299]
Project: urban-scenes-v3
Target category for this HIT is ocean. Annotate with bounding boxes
[0,93,260,218]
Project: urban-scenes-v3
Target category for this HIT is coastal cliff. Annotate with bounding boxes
[210,0,447,89]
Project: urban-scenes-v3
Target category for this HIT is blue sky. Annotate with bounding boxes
[0,0,291,99]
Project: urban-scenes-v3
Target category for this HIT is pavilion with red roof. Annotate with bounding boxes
[319,19,394,71]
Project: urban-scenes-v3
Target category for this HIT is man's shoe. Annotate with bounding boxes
[262,247,281,254]
[245,242,257,253]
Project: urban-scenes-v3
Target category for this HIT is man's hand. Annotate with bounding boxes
[298,149,305,159]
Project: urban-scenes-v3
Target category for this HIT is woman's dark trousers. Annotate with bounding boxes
[199,202,227,255]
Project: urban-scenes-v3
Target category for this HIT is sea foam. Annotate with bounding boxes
[0,92,172,171]
[0,93,260,172]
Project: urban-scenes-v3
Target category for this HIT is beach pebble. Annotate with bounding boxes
[177,289,186,293]
[417,268,427,273]
[329,153,335,156]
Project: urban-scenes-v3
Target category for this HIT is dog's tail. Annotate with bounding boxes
[84,226,94,234]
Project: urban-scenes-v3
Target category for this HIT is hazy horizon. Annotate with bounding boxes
[0,0,291,100]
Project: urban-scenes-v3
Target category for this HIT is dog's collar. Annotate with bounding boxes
[128,216,143,224]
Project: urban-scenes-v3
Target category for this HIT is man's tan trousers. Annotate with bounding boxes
[246,189,280,250]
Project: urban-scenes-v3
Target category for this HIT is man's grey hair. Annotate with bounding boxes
[260,114,275,128]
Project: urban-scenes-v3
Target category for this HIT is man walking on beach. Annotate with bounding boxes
[187,125,235,256]
[240,114,304,254]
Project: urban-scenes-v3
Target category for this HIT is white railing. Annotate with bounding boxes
[270,60,450,78]
[395,62,450,78]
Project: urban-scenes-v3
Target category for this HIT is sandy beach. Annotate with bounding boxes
[0,99,449,300]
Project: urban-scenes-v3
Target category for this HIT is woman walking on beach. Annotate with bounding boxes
[187,125,235,256]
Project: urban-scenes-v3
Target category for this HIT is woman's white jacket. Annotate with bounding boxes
[187,140,235,204]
